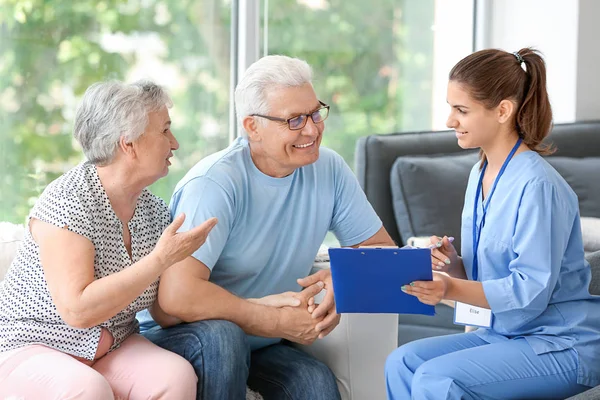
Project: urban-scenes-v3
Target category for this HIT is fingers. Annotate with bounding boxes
[168,213,186,233]
[311,289,334,319]
[271,294,301,307]
[428,235,441,247]
[296,281,324,303]
[400,281,440,298]
[431,248,451,270]
[297,270,325,288]
[429,235,454,251]
[318,322,338,339]
[429,235,454,271]
[401,283,442,305]
[402,280,437,293]
[307,296,315,313]
[316,311,340,338]
[189,217,218,238]
[443,236,455,251]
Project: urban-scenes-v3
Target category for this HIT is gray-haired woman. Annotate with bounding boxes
[0,80,216,399]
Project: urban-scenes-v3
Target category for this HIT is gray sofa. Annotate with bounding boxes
[569,251,600,400]
[355,121,600,398]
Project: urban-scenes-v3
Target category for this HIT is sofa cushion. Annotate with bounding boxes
[581,217,600,253]
[546,157,600,218]
[586,250,600,296]
[390,152,478,251]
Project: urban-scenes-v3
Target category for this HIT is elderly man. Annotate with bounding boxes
[139,55,395,399]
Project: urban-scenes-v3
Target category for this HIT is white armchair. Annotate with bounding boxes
[297,261,398,400]
[0,223,399,400]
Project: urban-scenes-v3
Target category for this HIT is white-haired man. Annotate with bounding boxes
[138,55,395,399]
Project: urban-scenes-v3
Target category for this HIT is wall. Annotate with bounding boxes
[483,0,579,123]
[575,0,600,121]
[478,0,600,123]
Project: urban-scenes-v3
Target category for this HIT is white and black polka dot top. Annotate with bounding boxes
[0,162,171,360]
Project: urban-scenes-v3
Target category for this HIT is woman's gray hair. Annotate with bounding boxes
[74,80,173,165]
[234,55,313,137]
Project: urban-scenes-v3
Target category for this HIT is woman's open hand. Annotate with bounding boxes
[153,213,218,269]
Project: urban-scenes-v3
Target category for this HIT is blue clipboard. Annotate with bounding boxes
[328,247,435,315]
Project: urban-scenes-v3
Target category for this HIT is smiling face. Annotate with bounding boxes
[132,106,179,182]
[446,81,505,150]
[244,83,325,177]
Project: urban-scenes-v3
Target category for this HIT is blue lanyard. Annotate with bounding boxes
[472,138,522,281]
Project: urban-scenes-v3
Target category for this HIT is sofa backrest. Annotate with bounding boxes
[355,121,600,246]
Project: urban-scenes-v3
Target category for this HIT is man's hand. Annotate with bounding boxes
[275,282,326,345]
[400,272,451,305]
[247,282,324,308]
[297,269,341,339]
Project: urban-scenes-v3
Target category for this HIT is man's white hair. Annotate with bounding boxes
[73,80,172,165]
[234,55,313,137]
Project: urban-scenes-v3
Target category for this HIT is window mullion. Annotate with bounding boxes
[231,0,261,140]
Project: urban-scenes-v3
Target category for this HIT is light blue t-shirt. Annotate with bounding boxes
[461,151,600,387]
[139,137,382,349]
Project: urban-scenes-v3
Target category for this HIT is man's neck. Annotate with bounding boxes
[248,145,295,178]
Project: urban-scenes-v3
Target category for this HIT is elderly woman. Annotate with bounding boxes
[0,80,217,399]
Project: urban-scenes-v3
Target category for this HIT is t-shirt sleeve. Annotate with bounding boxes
[482,181,574,332]
[30,187,94,242]
[169,176,235,271]
[328,152,383,246]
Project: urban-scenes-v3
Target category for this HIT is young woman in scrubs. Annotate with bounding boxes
[385,48,600,399]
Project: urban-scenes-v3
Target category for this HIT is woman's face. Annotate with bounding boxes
[446,81,501,150]
[133,106,179,182]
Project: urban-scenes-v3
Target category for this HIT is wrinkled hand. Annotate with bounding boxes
[276,281,325,345]
[297,269,341,339]
[429,235,460,273]
[153,214,218,269]
[401,272,450,305]
[247,282,324,308]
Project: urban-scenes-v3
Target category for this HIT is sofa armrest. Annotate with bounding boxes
[0,222,25,281]
[294,262,399,400]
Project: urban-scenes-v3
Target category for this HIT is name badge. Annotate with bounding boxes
[454,301,492,328]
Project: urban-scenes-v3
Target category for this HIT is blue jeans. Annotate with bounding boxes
[142,320,341,400]
[385,332,591,400]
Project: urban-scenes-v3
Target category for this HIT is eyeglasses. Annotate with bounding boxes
[250,101,330,131]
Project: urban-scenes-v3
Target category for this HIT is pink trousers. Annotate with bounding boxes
[0,334,197,400]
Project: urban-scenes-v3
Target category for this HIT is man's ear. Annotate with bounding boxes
[497,99,515,124]
[118,136,135,159]
[242,116,262,142]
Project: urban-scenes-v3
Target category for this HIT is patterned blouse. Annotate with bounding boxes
[0,162,170,360]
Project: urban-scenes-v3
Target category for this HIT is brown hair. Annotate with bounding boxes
[449,48,554,165]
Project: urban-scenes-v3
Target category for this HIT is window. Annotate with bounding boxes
[1,0,474,224]
[261,0,474,168]
[0,0,231,223]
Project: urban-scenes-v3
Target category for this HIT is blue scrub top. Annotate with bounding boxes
[461,151,600,387]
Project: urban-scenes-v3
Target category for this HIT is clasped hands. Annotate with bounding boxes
[248,269,340,344]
